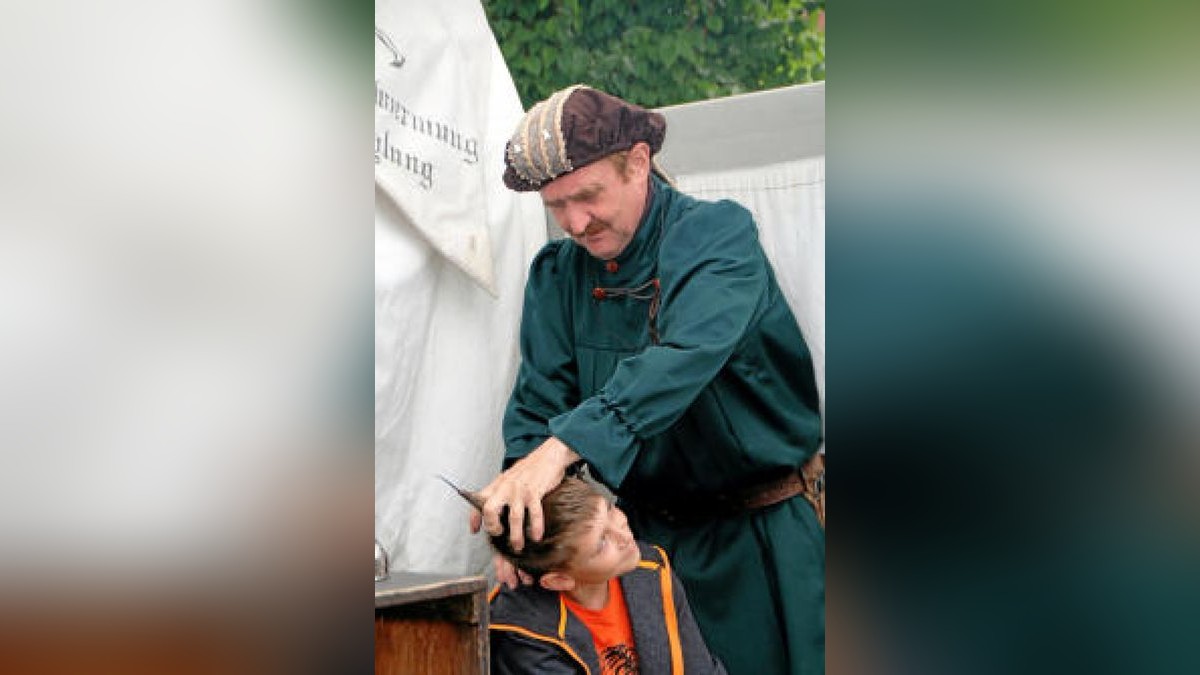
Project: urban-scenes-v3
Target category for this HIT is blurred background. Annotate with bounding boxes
[0,1,371,673]
[831,1,1200,673]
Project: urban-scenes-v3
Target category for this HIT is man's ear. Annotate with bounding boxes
[628,142,652,180]
[539,571,576,593]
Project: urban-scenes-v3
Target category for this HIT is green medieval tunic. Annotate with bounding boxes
[503,176,824,675]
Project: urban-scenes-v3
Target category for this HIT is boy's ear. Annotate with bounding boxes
[538,571,576,593]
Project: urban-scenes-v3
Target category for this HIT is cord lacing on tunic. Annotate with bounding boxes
[591,277,661,345]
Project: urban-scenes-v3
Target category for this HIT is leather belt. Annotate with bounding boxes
[629,453,825,528]
[800,452,825,528]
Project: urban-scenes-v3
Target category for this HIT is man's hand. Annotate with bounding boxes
[467,436,580,552]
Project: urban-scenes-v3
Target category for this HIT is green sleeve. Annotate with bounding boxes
[549,201,769,487]
[502,243,579,463]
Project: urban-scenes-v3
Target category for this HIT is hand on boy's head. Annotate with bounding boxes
[480,484,540,553]
[465,483,538,552]
[475,436,580,551]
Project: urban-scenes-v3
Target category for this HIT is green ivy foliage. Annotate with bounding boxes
[483,0,825,109]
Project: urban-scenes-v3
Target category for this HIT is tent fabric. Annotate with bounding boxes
[656,83,825,173]
[374,0,546,576]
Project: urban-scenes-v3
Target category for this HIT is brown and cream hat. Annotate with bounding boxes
[503,85,667,192]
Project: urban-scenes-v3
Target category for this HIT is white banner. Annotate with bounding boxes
[376,1,502,294]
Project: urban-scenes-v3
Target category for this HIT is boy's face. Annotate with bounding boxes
[562,497,640,584]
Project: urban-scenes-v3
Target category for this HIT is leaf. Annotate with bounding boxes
[661,39,680,67]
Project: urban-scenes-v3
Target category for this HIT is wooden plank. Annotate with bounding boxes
[375,572,486,609]
[375,573,489,674]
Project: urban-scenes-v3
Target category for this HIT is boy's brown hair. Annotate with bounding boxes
[443,476,604,579]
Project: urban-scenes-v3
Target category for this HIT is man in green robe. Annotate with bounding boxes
[471,85,824,675]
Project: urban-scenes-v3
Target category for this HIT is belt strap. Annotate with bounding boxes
[631,453,825,528]
[800,452,825,529]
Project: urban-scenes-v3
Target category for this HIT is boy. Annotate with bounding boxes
[448,476,726,675]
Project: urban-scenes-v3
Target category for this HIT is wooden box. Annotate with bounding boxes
[375,573,489,674]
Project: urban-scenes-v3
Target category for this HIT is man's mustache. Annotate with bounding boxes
[579,221,608,238]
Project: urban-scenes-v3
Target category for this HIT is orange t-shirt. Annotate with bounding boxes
[562,577,640,675]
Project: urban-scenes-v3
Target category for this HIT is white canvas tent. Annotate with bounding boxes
[374,0,825,576]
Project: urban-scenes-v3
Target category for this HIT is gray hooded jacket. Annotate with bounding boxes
[489,542,726,675]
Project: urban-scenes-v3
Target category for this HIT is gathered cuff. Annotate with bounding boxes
[548,394,641,488]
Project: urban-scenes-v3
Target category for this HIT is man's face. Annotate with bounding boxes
[563,497,640,584]
[539,150,648,261]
